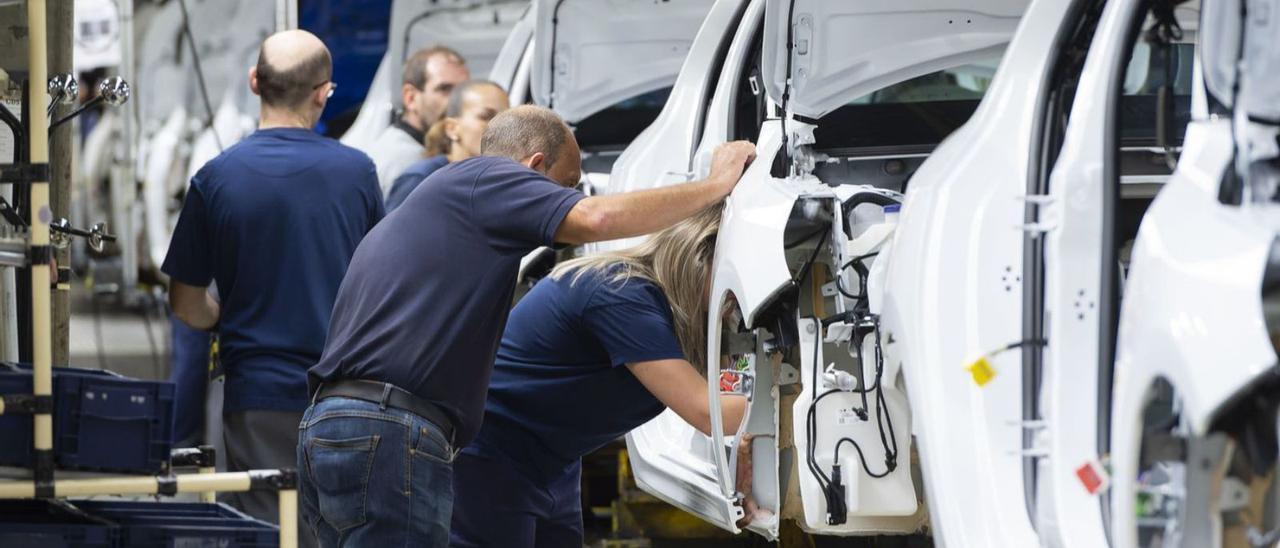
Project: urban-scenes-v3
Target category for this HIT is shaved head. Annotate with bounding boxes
[254,30,331,109]
[481,105,572,168]
[481,105,581,187]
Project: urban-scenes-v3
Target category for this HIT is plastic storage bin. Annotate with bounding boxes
[0,363,175,474]
[0,499,115,548]
[74,500,279,548]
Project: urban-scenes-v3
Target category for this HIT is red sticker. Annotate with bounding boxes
[1075,461,1109,495]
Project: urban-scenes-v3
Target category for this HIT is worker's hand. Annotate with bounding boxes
[734,433,774,528]
[707,141,757,196]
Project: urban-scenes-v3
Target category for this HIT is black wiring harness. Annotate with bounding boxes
[795,233,899,525]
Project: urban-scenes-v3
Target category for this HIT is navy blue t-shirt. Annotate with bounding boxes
[385,155,448,212]
[309,156,585,446]
[466,267,684,482]
[162,127,384,412]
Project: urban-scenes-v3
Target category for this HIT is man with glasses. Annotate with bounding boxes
[364,46,471,195]
[163,30,382,547]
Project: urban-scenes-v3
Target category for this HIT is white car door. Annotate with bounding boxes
[626,0,1026,539]
[388,0,528,105]
[528,0,716,125]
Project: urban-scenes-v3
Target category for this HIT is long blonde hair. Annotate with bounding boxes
[551,204,723,369]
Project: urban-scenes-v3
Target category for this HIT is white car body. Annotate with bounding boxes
[611,0,1280,544]
[342,0,527,151]
[612,0,1027,539]
[888,0,1280,545]
[488,0,716,285]
[489,0,715,196]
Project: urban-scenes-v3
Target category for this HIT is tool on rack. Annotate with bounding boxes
[49,218,115,252]
[0,3,298,546]
[45,73,77,116]
[49,76,130,131]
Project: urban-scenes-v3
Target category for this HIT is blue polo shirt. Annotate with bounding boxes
[162,127,384,413]
[466,266,684,482]
[309,156,585,446]
[385,155,448,212]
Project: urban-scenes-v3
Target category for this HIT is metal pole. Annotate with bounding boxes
[26,0,54,496]
[49,0,73,366]
[111,0,138,305]
[275,0,298,32]
[1,66,18,362]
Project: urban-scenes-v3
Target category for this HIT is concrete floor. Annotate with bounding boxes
[68,297,171,381]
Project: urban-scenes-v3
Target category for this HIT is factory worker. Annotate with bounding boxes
[450,204,750,547]
[384,80,508,212]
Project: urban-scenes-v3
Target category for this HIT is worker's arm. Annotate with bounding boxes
[628,358,748,436]
[169,280,221,331]
[554,141,756,244]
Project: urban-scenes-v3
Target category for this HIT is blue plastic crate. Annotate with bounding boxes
[0,499,115,548]
[0,363,175,474]
[74,500,278,548]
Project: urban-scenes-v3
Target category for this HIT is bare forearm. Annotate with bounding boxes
[556,178,729,244]
[688,394,748,437]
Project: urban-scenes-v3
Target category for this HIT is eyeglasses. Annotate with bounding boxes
[312,80,337,99]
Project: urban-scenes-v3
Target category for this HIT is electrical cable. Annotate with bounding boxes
[831,316,898,479]
[46,90,63,116]
[785,226,828,249]
[177,0,223,152]
[834,252,878,301]
[806,319,832,489]
[792,229,829,288]
[803,253,903,522]
[779,0,797,166]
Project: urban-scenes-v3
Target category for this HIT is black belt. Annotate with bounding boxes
[315,380,455,443]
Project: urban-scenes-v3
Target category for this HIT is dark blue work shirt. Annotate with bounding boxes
[162,127,384,413]
[385,155,448,213]
[466,267,683,482]
[310,156,585,446]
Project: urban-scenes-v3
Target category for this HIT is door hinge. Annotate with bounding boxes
[1016,194,1059,234]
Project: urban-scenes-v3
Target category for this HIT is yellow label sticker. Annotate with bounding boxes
[967,357,996,387]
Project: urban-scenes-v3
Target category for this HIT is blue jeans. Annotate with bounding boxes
[297,397,456,547]
[450,451,583,547]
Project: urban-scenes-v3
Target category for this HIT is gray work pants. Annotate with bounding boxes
[222,410,318,548]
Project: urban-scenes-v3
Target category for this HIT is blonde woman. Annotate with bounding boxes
[384,80,508,212]
[450,205,747,547]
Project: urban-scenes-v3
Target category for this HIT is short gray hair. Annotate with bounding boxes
[480,105,571,168]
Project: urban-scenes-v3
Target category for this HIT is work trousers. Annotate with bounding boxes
[450,451,583,548]
[222,409,317,548]
[297,396,456,547]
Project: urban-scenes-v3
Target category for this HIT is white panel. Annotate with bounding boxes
[762,0,1026,118]
[530,0,715,122]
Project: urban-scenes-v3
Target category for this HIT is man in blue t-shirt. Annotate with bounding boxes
[162,30,383,540]
[301,105,755,546]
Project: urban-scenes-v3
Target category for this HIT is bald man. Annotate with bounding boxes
[162,30,382,544]
[301,105,755,545]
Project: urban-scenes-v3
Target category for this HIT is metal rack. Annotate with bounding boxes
[0,2,298,546]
